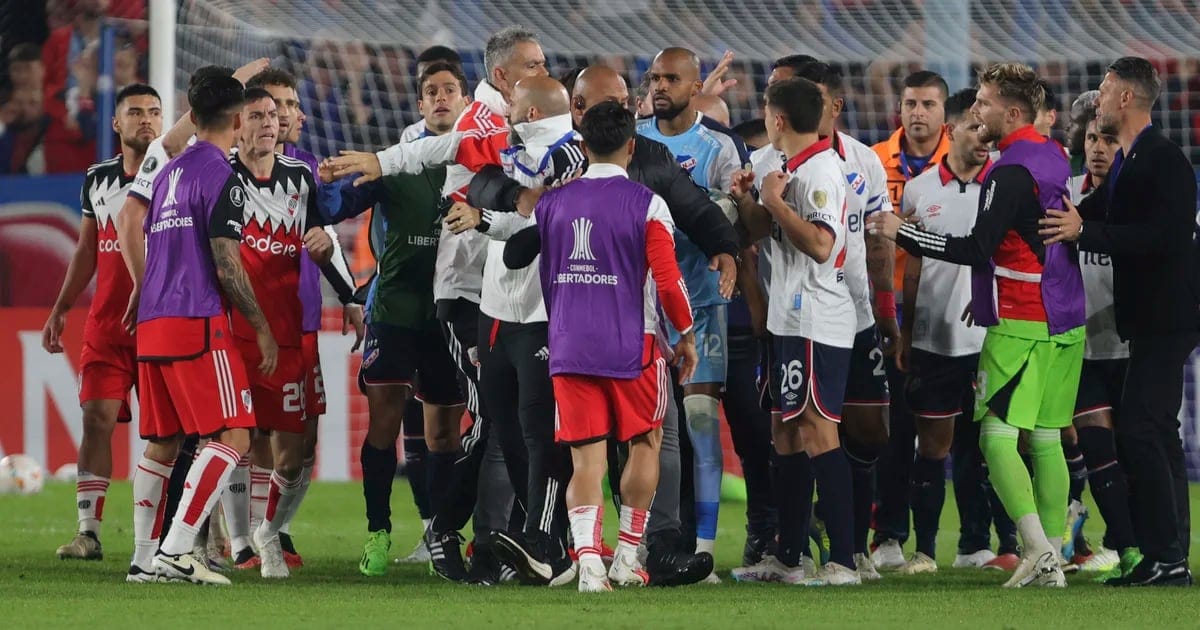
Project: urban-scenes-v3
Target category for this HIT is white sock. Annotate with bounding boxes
[279,458,314,536]
[1049,536,1064,561]
[131,457,173,569]
[75,472,110,535]
[249,465,271,533]
[220,456,251,552]
[696,538,715,555]
[161,441,241,556]
[262,471,305,539]
[616,505,649,563]
[1015,514,1054,557]
[568,505,604,570]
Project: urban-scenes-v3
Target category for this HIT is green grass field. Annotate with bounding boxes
[4,481,1199,629]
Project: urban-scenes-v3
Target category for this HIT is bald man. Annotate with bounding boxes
[692,94,731,128]
[466,64,738,586]
[639,48,750,582]
[445,74,583,586]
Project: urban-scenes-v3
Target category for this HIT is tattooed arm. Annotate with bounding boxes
[211,237,277,375]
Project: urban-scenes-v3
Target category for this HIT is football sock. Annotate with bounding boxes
[1030,428,1069,545]
[403,433,432,521]
[773,451,812,568]
[684,394,722,550]
[979,418,1051,554]
[249,464,271,534]
[219,455,251,552]
[75,472,109,535]
[160,436,198,541]
[161,441,241,556]
[132,457,173,568]
[616,505,649,565]
[426,450,458,517]
[811,449,856,569]
[361,442,397,533]
[280,457,314,537]
[910,455,947,559]
[1076,425,1137,551]
[843,439,878,555]
[1063,440,1087,504]
[263,470,305,538]
[568,505,604,571]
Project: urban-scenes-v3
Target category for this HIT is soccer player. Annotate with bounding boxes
[896,88,1013,573]
[222,88,335,578]
[400,46,465,143]
[317,62,476,581]
[638,47,748,578]
[787,60,896,581]
[518,101,698,592]
[1033,80,1059,139]
[1063,100,1141,579]
[130,74,274,585]
[869,63,1080,588]
[869,70,952,568]
[730,77,860,586]
[326,26,548,578]
[243,67,360,569]
[44,83,162,561]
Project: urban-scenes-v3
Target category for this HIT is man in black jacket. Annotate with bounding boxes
[1041,56,1199,586]
[467,65,739,586]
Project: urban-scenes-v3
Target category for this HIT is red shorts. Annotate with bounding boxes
[552,336,669,445]
[301,332,326,417]
[79,339,136,422]
[235,338,307,434]
[137,316,256,440]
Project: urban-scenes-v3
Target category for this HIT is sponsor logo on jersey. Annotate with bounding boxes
[243,231,299,257]
[97,238,121,253]
[569,217,596,261]
[925,204,942,217]
[982,180,996,212]
[676,155,697,172]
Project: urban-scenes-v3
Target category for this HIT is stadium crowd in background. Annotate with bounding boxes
[10,0,1200,594]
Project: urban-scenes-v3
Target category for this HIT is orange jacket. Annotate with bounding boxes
[871,126,951,295]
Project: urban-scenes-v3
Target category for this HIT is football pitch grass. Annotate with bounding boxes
[4,482,1200,629]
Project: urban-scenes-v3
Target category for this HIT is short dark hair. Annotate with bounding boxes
[1037,79,1058,113]
[8,42,40,63]
[188,74,245,130]
[764,77,824,134]
[978,63,1043,121]
[417,45,462,67]
[732,118,767,144]
[242,86,275,105]
[578,100,636,156]
[792,61,843,98]
[944,88,977,121]
[246,68,297,92]
[115,83,160,108]
[1107,56,1161,108]
[1068,90,1100,155]
[189,65,234,90]
[903,70,949,101]
[418,61,467,94]
[772,54,819,75]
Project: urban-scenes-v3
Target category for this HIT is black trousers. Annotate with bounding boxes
[723,331,776,537]
[1117,333,1198,563]
[478,314,569,542]
[874,357,914,544]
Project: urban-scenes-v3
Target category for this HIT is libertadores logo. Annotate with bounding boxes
[569,217,596,261]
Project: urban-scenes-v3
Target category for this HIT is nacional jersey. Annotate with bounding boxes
[749,145,782,294]
[1072,173,1127,360]
[637,111,747,307]
[767,139,854,348]
[229,152,323,348]
[902,159,990,357]
[834,131,893,332]
[80,156,136,345]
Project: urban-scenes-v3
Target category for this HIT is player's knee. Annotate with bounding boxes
[81,407,117,437]
[915,418,954,459]
[218,429,252,456]
[144,436,182,462]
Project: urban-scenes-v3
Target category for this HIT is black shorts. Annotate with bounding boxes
[770,335,851,422]
[1074,358,1128,418]
[358,321,463,406]
[905,349,978,419]
[844,326,891,406]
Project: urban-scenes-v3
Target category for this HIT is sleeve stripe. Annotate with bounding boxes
[898,222,947,253]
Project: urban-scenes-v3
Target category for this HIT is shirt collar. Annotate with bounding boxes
[937,155,992,186]
[831,131,846,159]
[475,81,510,117]
[511,113,575,149]
[997,124,1046,152]
[1080,172,1095,194]
[785,137,833,172]
[582,163,628,179]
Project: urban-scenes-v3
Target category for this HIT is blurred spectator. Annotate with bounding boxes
[0,86,49,174]
[113,35,141,89]
[42,0,106,173]
[6,44,45,92]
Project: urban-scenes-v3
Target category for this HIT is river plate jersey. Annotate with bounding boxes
[80,156,136,345]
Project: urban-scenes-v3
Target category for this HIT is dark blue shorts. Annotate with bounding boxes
[358,321,463,406]
[844,326,891,406]
[770,335,852,422]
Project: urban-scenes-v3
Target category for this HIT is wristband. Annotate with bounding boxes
[875,291,897,318]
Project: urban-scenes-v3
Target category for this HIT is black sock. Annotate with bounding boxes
[910,455,947,559]
[1063,440,1087,503]
[426,450,458,519]
[772,451,812,568]
[843,439,878,556]
[810,448,856,569]
[160,434,200,542]
[1077,426,1137,551]
[361,442,397,533]
[404,437,431,521]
